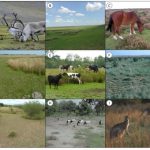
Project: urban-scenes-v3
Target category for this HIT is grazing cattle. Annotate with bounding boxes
[63,73,82,84]
[88,65,98,72]
[107,11,144,40]
[59,65,71,71]
[83,120,91,126]
[48,74,62,89]
[77,120,84,126]
[66,119,76,125]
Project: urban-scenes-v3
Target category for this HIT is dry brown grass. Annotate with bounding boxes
[117,35,150,49]
[106,102,150,147]
[0,112,45,147]
[7,57,45,75]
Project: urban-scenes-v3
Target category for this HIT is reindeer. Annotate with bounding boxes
[2,13,45,42]
[19,21,45,42]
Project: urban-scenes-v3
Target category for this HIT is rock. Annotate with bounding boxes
[31,91,43,99]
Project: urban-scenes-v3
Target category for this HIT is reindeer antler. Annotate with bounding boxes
[10,13,25,30]
[2,13,10,28]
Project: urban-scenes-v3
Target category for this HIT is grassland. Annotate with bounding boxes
[106,57,150,99]
[106,29,150,50]
[0,106,45,148]
[46,25,105,50]
[46,68,105,99]
[106,102,150,147]
[0,26,45,50]
[105,9,150,50]
[0,55,45,98]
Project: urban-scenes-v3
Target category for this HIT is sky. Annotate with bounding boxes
[106,50,150,57]
[46,2,105,27]
[56,99,81,105]
[0,99,45,105]
[0,50,45,55]
[47,50,105,60]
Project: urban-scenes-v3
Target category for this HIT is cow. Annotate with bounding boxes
[63,73,82,84]
[48,74,62,89]
[59,65,73,72]
[88,65,98,72]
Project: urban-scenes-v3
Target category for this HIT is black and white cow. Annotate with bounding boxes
[66,119,76,125]
[64,73,82,84]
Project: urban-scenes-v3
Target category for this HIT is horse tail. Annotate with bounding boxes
[107,15,113,32]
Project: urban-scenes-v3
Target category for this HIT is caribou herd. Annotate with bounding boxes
[1,12,45,42]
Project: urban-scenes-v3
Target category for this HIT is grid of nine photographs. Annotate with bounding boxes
[0,1,150,148]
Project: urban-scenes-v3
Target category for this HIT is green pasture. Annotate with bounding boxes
[0,56,45,98]
[46,68,105,99]
[46,25,105,50]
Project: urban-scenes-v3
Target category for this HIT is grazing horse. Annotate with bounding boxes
[107,11,144,40]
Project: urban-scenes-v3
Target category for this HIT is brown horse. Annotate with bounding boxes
[107,11,144,40]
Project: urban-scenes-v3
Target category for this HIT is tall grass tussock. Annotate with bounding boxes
[7,57,45,75]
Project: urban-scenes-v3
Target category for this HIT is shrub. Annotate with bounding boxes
[8,131,17,138]
[22,102,44,120]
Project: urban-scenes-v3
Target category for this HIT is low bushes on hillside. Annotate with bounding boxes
[22,102,45,120]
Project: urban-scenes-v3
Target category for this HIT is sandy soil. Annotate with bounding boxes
[46,116,104,148]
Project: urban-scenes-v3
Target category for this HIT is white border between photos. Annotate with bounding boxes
[106,1,150,9]
[0,148,150,149]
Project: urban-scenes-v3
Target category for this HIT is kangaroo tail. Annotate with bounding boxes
[107,15,113,32]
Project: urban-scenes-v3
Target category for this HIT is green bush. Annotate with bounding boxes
[22,102,45,120]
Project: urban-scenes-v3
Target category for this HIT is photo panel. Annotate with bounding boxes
[106,50,150,99]
[105,2,150,50]
[106,99,150,147]
[0,2,45,50]
[46,99,105,148]
[45,50,105,99]
[0,50,45,99]
[0,99,45,148]
[46,1,105,50]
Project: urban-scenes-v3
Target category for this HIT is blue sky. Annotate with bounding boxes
[0,99,45,105]
[46,2,105,27]
[106,50,150,57]
[0,50,45,55]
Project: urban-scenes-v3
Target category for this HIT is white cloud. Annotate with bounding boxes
[86,2,103,11]
[58,6,76,14]
[75,13,85,17]
[56,15,61,18]
[64,19,74,23]
[55,17,63,23]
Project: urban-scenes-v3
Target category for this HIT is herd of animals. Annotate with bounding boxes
[66,119,101,126]
[48,64,99,89]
